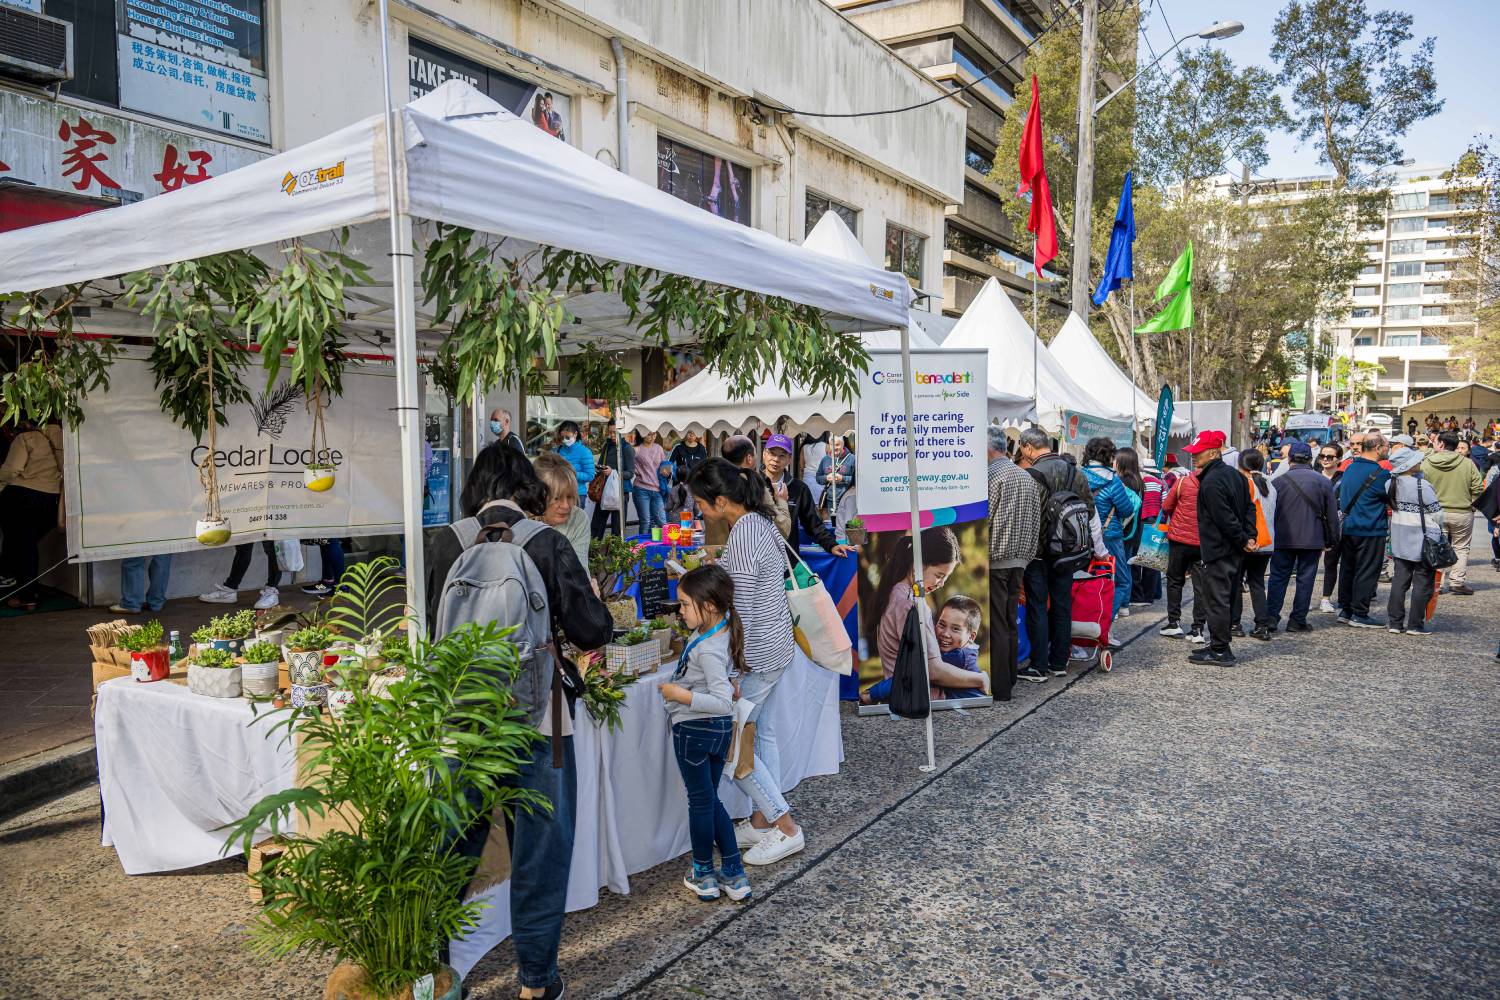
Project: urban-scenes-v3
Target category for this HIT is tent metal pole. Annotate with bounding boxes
[898,315,935,772]
[378,0,426,639]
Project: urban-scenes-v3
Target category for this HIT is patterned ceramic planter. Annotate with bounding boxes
[291,682,329,708]
[129,648,171,683]
[285,648,328,686]
[241,661,280,698]
[209,637,247,656]
[188,663,242,698]
[326,687,356,719]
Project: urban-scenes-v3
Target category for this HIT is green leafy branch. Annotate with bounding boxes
[0,285,120,428]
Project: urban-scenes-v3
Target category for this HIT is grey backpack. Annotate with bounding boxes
[435,517,570,761]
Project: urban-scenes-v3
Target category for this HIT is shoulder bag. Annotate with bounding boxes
[781,543,852,674]
[1415,479,1458,570]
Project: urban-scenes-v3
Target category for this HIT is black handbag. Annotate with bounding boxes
[889,606,932,720]
[1415,479,1459,570]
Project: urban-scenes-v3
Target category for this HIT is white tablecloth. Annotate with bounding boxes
[95,678,294,875]
[449,649,842,977]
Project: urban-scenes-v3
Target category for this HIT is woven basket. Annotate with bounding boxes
[605,641,661,677]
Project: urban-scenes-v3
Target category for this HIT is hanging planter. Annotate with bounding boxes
[304,464,336,492]
[303,386,336,492]
[196,516,233,546]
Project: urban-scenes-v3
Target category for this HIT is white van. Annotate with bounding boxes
[1284,412,1348,447]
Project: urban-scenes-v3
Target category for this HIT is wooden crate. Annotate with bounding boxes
[246,837,287,902]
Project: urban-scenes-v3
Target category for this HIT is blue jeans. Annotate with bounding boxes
[633,488,667,533]
[316,539,344,584]
[671,717,743,877]
[119,555,171,612]
[1267,548,1321,627]
[1104,535,1130,618]
[449,736,576,989]
[735,664,790,823]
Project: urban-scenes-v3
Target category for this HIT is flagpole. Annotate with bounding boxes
[1129,281,1138,449]
[1032,238,1040,428]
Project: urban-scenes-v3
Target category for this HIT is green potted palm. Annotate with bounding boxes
[188,646,241,698]
[224,621,542,1000]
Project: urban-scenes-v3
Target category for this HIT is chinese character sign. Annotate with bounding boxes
[57,118,119,191]
[153,144,213,192]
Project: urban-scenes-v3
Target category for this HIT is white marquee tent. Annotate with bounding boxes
[1048,312,1191,434]
[944,277,1129,430]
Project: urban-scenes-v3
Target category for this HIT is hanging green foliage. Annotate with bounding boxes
[567,343,632,404]
[0,286,120,428]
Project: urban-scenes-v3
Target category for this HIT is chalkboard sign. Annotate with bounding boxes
[639,565,670,620]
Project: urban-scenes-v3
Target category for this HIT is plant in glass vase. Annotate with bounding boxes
[223,622,542,1000]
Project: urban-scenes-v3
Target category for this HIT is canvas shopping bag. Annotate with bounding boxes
[782,546,853,674]
[1129,517,1170,572]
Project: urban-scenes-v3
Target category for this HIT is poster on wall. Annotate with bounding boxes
[851,348,992,704]
[115,0,271,144]
[657,137,751,226]
[408,37,570,143]
[423,448,451,527]
[64,351,404,562]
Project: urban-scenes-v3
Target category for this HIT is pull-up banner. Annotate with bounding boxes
[64,350,403,561]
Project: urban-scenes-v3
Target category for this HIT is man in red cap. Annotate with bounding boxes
[1185,430,1255,665]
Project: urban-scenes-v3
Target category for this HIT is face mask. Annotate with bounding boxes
[562,434,576,445]
[489,420,504,436]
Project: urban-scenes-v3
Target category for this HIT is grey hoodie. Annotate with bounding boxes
[664,627,736,724]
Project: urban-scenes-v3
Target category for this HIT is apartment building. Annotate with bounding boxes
[827,0,1056,315]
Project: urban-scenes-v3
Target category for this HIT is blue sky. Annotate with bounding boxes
[1137,0,1494,179]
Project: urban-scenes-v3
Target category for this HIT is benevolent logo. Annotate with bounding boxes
[281,159,346,196]
[871,370,973,385]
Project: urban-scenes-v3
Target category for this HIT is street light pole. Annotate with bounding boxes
[1069,0,1099,318]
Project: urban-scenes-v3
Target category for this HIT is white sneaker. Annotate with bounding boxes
[1318,598,1336,614]
[734,820,771,849]
[198,584,237,604]
[744,826,805,866]
[254,587,280,610]
[1189,631,1207,644]
[1117,607,1132,618]
[1159,624,1185,638]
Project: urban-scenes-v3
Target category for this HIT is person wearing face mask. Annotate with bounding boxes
[553,420,594,504]
[489,407,525,456]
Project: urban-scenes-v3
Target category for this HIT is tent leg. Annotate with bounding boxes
[898,319,935,773]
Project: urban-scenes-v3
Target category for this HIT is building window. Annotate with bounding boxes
[1359,264,1380,276]
[805,191,858,236]
[1353,335,1375,346]
[409,38,571,143]
[885,223,925,287]
[965,147,995,174]
[1425,240,1447,251]
[1391,216,1426,234]
[1389,261,1421,277]
[1425,262,1448,274]
[1422,283,1446,296]
[1427,217,1449,230]
[1352,286,1379,298]
[1386,304,1421,321]
[1427,194,1451,210]
[1350,307,1376,318]
[1387,282,1421,299]
[1391,192,1427,211]
[945,226,1004,261]
[1421,305,1447,317]
[1390,239,1424,255]
[657,137,752,226]
[1364,243,1382,254]
[1386,333,1418,346]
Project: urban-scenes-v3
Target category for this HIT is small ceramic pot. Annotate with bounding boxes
[241,661,280,698]
[286,648,327,686]
[326,687,356,719]
[129,648,170,683]
[652,628,673,657]
[291,682,329,708]
[209,637,247,656]
[188,663,242,698]
[254,628,285,649]
[303,466,336,492]
[195,517,232,546]
[844,526,867,546]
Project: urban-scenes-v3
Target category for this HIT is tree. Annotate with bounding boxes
[1270,0,1442,187]
[1443,138,1500,383]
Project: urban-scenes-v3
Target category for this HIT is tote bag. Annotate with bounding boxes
[1129,517,1170,572]
[888,606,932,720]
[782,546,853,674]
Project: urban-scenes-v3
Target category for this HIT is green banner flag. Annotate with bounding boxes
[1134,241,1192,334]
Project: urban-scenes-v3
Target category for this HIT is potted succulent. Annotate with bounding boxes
[241,640,283,699]
[589,533,647,630]
[200,608,257,655]
[285,625,337,687]
[225,621,542,1000]
[605,625,661,678]
[647,616,676,658]
[188,646,242,698]
[843,516,867,546]
[120,620,169,683]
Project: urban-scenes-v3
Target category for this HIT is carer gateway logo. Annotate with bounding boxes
[281,159,346,196]
[871,370,973,386]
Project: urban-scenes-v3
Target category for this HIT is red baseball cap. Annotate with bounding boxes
[1182,430,1227,455]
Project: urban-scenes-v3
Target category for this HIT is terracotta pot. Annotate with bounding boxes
[196,517,232,546]
[188,663,242,698]
[241,661,280,698]
[325,963,460,1000]
[304,466,336,492]
[129,647,170,682]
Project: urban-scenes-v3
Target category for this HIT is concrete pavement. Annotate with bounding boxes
[2,570,1496,999]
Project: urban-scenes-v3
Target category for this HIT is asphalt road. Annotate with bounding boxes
[4,570,1497,999]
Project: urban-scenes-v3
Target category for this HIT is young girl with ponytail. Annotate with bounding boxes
[660,563,752,902]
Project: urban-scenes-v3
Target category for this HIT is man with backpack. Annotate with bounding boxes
[1016,428,1097,683]
[1186,430,1255,665]
[1265,440,1340,633]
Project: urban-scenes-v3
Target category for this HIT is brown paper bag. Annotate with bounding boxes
[465,811,512,900]
[733,721,756,780]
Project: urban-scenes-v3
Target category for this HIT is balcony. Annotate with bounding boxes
[950,180,1016,246]
[837,0,1031,75]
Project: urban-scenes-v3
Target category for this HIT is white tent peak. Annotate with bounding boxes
[406,79,513,123]
[944,277,1128,429]
[802,212,869,263]
[1049,311,1190,433]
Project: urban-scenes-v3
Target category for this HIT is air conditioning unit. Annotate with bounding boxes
[0,7,73,86]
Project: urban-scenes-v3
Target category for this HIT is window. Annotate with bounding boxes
[410,39,571,143]
[885,223,925,287]
[657,137,752,226]
[1427,194,1451,210]
[952,45,1014,106]
[1387,282,1421,299]
[1425,240,1448,251]
[1385,304,1421,321]
[805,191,858,237]
[1425,262,1448,274]
[1422,305,1446,317]
[1364,243,1382,254]
[1359,264,1380,276]
[1389,261,1421,277]
[1428,217,1449,230]
[946,226,1003,261]
[1353,286,1379,298]
[1350,307,1376,318]
[1391,216,1426,233]
[1390,239,1424,255]
[1422,283,1446,296]
[1391,192,1427,211]
[1353,335,1375,346]
[965,147,995,174]
[1386,333,1418,346]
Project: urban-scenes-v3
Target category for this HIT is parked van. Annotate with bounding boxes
[1284,412,1348,446]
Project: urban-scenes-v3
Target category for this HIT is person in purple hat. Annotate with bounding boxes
[725,433,848,557]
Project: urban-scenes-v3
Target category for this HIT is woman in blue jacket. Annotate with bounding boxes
[1082,437,1142,620]
[554,420,595,502]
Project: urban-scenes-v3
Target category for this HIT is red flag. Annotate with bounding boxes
[1017,75,1058,270]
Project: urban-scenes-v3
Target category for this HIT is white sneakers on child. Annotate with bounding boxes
[744,826,805,866]
[734,819,769,849]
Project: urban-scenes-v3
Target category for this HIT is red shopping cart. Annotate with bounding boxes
[1069,555,1116,672]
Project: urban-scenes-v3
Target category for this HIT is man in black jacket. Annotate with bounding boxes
[740,433,849,557]
[1265,440,1340,632]
[1187,430,1256,664]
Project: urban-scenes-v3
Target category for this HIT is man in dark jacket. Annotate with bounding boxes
[1017,427,1099,681]
[1186,430,1255,664]
[728,434,849,557]
[1266,440,1340,632]
[1336,434,1391,627]
[591,419,634,539]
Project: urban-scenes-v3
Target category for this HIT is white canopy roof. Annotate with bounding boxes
[0,81,911,340]
[1048,312,1191,433]
[944,277,1129,430]
[618,214,1030,434]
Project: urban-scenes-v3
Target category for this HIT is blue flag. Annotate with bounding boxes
[1152,384,1173,471]
[1091,170,1135,307]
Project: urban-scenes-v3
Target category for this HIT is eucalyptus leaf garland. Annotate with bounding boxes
[0,286,120,428]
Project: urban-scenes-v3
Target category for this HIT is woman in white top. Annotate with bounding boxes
[687,457,805,867]
[798,432,828,501]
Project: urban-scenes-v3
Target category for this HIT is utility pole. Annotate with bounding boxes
[1069,0,1099,318]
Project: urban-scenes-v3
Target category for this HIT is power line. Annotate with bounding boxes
[758,0,1083,120]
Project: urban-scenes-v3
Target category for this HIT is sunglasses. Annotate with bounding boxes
[1319,454,1337,460]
